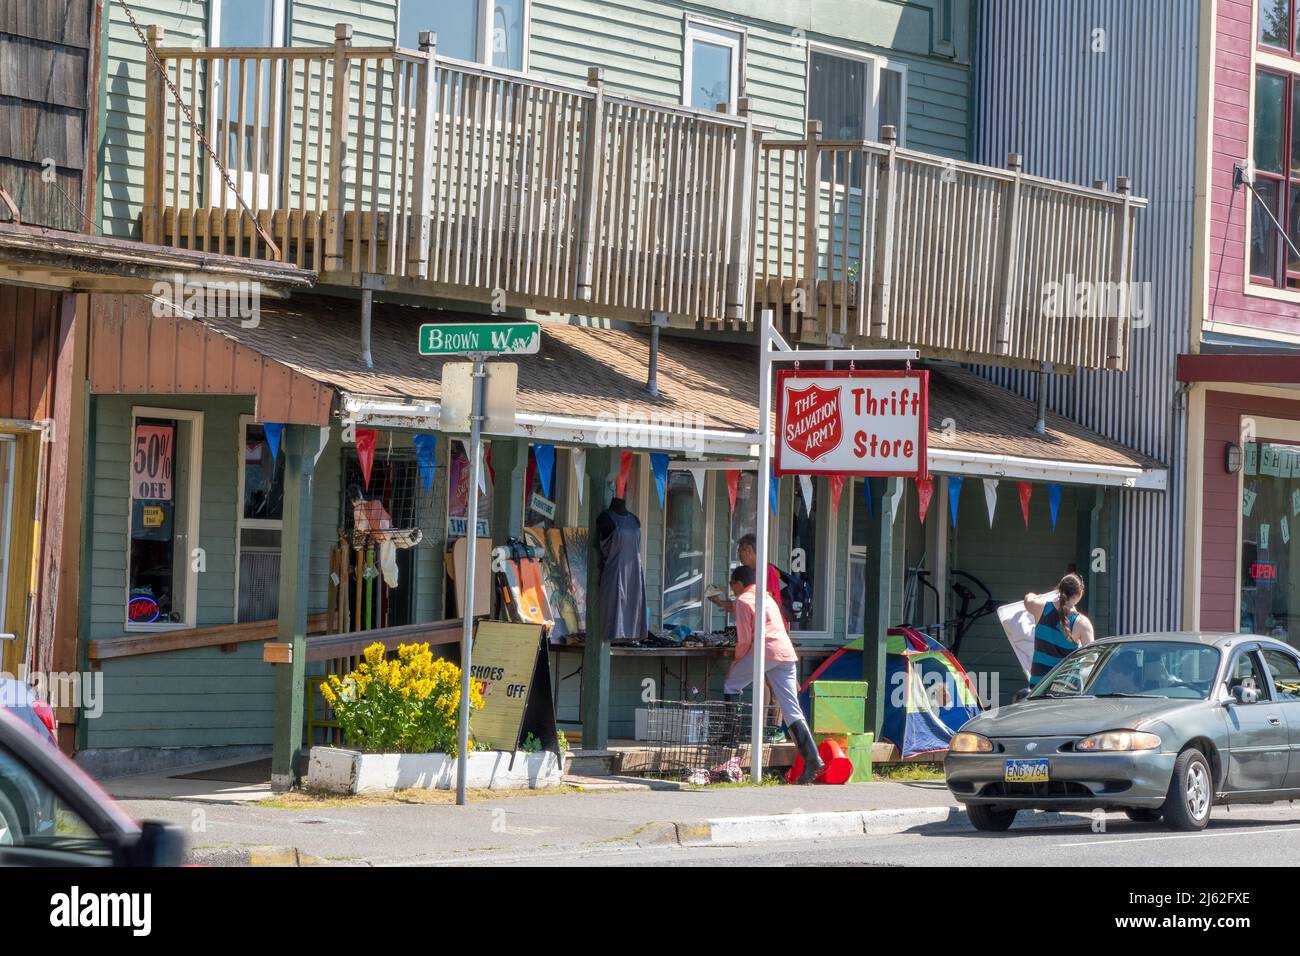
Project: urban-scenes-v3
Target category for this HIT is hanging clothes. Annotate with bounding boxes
[598,507,647,642]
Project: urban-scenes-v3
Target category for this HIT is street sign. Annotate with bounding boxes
[419,322,540,355]
[439,362,518,433]
[775,369,929,478]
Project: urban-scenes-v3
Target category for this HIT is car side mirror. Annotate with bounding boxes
[1012,687,1031,704]
[125,820,187,867]
[1228,684,1259,706]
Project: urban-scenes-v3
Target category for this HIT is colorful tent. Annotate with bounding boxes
[798,627,981,758]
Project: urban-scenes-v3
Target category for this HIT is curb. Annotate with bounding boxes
[188,844,327,867]
[653,805,1093,847]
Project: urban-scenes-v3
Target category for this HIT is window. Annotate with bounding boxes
[1229,650,1273,701]
[1263,648,1300,700]
[1250,70,1300,286]
[728,471,757,568]
[1260,0,1297,53]
[787,477,826,632]
[662,470,707,631]
[235,419,285,622]
[1240,439,1300,638]
[807,47,907,145]
[846,479,868,636]
[127,409,202,628]
[0,743,111,860]
[399,0,528,70]
[684,20,743,112]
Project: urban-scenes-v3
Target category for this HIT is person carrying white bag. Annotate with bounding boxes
[998,573,1095,687]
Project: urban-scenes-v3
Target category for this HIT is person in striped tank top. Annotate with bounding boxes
[1025,573,1096,688]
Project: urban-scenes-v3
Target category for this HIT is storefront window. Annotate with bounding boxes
[524,446,564,529]
[847,479,868,636]
[788,477,823,631]
[237,421,285,622]
[729,471,757,567]
[128,411,200,627]
[447,441,492,539]
[1241,440,1300,641]
[662,470,706,631]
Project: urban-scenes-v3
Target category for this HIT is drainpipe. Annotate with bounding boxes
[360,289,374,369]
[647,311,667,397]
[1034,361,1050,435]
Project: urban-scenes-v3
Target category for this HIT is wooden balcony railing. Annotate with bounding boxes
[754,122,1148,371]
[142,23,756,330]
[141,24,1146,370]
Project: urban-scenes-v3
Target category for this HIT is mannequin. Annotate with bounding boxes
[596,497,647,642]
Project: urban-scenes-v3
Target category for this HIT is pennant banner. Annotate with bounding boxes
[863,477,874,517]
[263,422,284,462]
[533,443,556,498]
[888,480,902,524]
[829,475,845,513]
[573,448,586,505]
[1048,483,1063,530]
[726,469,740,513]
[769,466,779,515]
[413,433,438,492]
[1017,481,1033,528]
[691,468,706,504]
[650,453,669,508]
[484,444,496,489]
[798,474,814,516]
[982,478,999,527]
[948,476,963,528]
[617,450,635,498]
[314,425,330,467]
[916,476,934,524]
[356,428,378,491]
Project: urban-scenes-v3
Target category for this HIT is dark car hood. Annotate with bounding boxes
[968,697,1204,737]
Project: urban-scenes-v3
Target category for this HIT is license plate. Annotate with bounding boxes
[1004,758,1050,783]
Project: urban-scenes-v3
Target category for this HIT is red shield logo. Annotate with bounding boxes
[783,383,843,463]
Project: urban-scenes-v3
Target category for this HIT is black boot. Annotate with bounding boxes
[789,719,824,785]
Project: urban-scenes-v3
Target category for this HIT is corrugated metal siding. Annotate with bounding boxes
[972,0,1199,633]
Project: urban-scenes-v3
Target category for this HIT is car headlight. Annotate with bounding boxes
[949,732,994,753]
[1075,730,1162,752]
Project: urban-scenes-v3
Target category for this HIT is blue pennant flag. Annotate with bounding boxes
[533,443,556,498]
[863,477,875,517]
[263,423,284,462]
[413,433,438,492]
[1048,483,1063,530]
[948,475,963,528]
[769,466,779,515]
[650,453,669,508]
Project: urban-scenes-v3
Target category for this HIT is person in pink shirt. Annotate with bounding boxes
[724,564,824,784]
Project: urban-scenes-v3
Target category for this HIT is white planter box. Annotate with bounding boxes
[306,746,564,795]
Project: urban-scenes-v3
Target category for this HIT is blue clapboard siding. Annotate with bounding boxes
[86,396,340,750]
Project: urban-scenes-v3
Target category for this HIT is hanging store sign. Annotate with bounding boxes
[775,370,928,478]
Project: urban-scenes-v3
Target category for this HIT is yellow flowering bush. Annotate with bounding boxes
[319,642,484,754]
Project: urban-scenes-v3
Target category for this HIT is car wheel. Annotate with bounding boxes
[0,790,21,846]
[1124,808,1162,823]
[1160,748,1213,831]
[966,803,1018,832]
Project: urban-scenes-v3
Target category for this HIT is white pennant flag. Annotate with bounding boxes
[888,481,902,524]
[314,425,331,466]
[573,448,586,505]
[462,439,488,496]
[690,468,706,504]
[983,478,999,527]
[799,474,814,516]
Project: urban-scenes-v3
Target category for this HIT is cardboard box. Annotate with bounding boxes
[810,680,867,735]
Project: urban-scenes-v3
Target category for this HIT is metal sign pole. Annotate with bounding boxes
[457,353,488,806]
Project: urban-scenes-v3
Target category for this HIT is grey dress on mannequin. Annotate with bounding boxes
[596,498,647,642]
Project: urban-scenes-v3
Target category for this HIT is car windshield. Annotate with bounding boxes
[1029,641,1221,701]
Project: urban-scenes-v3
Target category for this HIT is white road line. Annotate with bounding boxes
[1056,824,1300,848]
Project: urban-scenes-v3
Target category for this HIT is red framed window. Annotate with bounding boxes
[1251,68,1300,287]
[1261,0,1299,54]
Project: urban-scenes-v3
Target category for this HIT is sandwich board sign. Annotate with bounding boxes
[468,620,559,758]
[775,369,929,478]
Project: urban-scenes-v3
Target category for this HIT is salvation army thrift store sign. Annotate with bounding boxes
[775,370,928,478]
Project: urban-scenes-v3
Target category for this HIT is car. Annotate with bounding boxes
[0,706,187,864]
[0,677,58,745]
[945,632,1300,832]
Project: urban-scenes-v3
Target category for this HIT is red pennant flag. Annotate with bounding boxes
[916,476,934,523]
[616,450,635,498]
[726,470,740,512]
[356,428,378,490]
[1017,481,1033,527]
[485,444,496,488]
[829,475,845,513]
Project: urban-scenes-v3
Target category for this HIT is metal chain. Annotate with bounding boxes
[115,0,281,260]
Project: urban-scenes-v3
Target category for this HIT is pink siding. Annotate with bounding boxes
[1200,389,1300,630]
[1209,0,1300,336]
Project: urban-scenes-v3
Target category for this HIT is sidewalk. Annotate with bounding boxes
[105,759,1019,865]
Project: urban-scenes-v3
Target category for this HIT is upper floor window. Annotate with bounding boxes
[1250,69,1300,286]
[807,47,907,145]
[399,0,527,71]
[684,20,744,112]
[1260,0,1298,54]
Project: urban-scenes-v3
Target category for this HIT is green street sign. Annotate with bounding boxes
[419,322,541,356]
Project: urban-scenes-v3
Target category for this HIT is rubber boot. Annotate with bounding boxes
[789,719,825,785]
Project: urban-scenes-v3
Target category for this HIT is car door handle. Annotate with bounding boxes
[1269,716,1282,726]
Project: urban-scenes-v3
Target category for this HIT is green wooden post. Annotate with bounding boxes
[581,446,612,749]
[490,438,527,547]
[271,425,320,791]
[862,478,896,738]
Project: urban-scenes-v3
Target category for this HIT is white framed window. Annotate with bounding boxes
[684,18,744,112]
[785,476,834,636]
[662,468,712,632]
[807,43,908,145]
[234,416,286,622]
[399,0,529,71]
[126,407,204,630]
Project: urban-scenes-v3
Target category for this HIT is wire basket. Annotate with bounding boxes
[635,699,784,784]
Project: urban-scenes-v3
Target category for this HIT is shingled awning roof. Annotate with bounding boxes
[195,295,1166,487]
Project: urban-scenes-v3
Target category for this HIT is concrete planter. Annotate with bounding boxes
[306,746,565,795]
